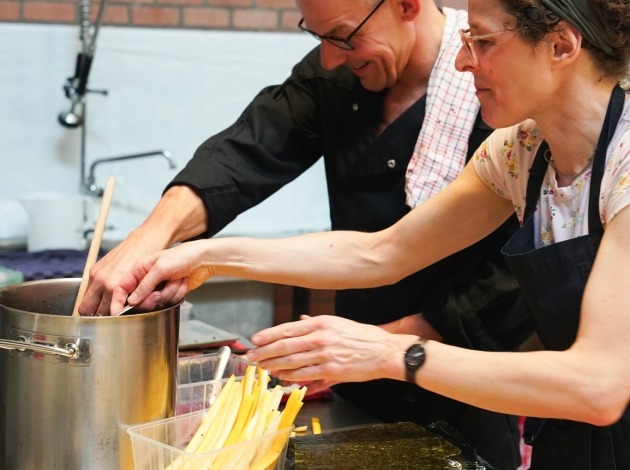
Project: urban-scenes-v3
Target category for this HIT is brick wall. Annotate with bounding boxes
[0,0,298,30]
[0,0,466,31]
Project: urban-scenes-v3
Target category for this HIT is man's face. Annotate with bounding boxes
[296,0,410,91]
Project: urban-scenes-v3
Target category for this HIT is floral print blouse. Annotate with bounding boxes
[473,98,630,249]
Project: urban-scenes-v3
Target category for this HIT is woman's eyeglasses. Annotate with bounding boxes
[298,0,386,51]
[459,28,522,65]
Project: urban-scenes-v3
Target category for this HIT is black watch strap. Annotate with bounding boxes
[404,339,426,383]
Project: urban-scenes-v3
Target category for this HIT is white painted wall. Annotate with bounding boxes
[0,23,330,248]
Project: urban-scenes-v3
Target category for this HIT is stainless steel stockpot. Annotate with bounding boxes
[0,278,179,469]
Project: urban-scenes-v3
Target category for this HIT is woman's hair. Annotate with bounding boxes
[500,0,630,80]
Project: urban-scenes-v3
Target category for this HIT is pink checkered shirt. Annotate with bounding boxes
[404,8,480,208]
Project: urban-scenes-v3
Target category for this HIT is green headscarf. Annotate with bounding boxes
[539,0,615,55]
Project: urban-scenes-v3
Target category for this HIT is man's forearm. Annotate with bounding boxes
[137,185,209,248]
[379,313,444,342]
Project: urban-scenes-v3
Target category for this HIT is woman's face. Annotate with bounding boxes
[455,0,553,129]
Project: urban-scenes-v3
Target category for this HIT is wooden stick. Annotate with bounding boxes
[72,176,116,316]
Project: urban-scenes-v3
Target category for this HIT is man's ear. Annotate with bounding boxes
[549,21,582,67]
[399,0,421,21]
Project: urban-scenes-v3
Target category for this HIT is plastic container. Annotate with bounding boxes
[176,353,254,415]
[128,409,293,470]
[19,192,87,251]
[178,352,253,385]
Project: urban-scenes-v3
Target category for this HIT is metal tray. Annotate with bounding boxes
[178,319,240,350]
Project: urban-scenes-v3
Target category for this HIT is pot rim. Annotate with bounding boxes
[0,277,181,319]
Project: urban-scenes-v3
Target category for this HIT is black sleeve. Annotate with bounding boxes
[165,48,324,237]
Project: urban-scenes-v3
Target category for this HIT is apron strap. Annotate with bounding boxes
[588,85,626,233]
[524,142,550,220]
[524,85,626,231]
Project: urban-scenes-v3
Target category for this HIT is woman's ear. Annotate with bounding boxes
[549,21,582,67]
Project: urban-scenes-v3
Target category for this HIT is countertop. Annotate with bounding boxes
[293,393,382,435]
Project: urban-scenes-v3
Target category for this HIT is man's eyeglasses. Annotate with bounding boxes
[459,28,522,65]
[298,0,386,51]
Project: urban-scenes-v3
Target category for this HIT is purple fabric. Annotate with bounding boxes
[0,249,104,281]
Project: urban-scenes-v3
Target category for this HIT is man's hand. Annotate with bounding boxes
[78,185,208,315]
[109,239,217,314]
[79,229,168,315]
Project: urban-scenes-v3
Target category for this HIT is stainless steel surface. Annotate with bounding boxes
[178,319,240,350]
[0,278,180,469]
[0,335,87,362]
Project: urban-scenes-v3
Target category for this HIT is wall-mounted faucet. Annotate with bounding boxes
[83,150,177,196]
[58,1,177,200]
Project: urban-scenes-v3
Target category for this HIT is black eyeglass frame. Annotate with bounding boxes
[297,0,386,51]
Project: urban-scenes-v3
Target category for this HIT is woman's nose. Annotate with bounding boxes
[455,45,473,72]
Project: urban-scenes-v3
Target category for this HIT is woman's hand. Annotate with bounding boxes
[247,315,418,384]
[79,228,167,316]
[80,185,209,316]
[110,240,215,313]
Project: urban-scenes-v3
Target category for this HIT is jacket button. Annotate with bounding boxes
[387,159,396,169]
[352,103,359,111]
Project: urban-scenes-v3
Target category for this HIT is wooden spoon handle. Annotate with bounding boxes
[72,176,116,316]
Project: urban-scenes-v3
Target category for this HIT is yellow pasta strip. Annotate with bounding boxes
[311,417,321,435]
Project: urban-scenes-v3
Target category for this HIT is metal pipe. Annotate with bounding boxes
[79,0,91,54]
[84,150,177,196]
[88,0,109,56]
[80,101,87,193]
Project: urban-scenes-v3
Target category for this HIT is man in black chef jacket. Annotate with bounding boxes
[81,1,533,467]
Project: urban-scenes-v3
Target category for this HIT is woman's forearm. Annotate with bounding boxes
[117,164,514,309]
[198,165,514,289]
[412,341,627,426]
[202,230,400,289]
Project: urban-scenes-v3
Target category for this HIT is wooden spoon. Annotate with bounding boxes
[72,176,116,316]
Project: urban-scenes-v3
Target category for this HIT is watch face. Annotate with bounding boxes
[404,342,425,383]
[405,343,425,367]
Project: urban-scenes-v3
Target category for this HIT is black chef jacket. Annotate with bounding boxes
[168,46,532,469]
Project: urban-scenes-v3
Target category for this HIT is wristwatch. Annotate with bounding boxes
[404,339,426,383]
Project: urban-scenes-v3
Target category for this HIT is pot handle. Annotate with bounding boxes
[0,338,80,359]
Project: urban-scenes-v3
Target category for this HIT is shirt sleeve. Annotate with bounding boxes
[166,47,324,237]
[472,121,542,225]
[601,109,630,225]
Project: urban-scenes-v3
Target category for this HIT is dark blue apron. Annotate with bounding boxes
[501,86,629,470]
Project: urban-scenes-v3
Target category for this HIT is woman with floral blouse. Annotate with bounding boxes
[113,0,630,467]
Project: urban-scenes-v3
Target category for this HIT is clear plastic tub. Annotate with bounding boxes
[127,410,293,470]
[177,353,253,385]
[176,353,255,415]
